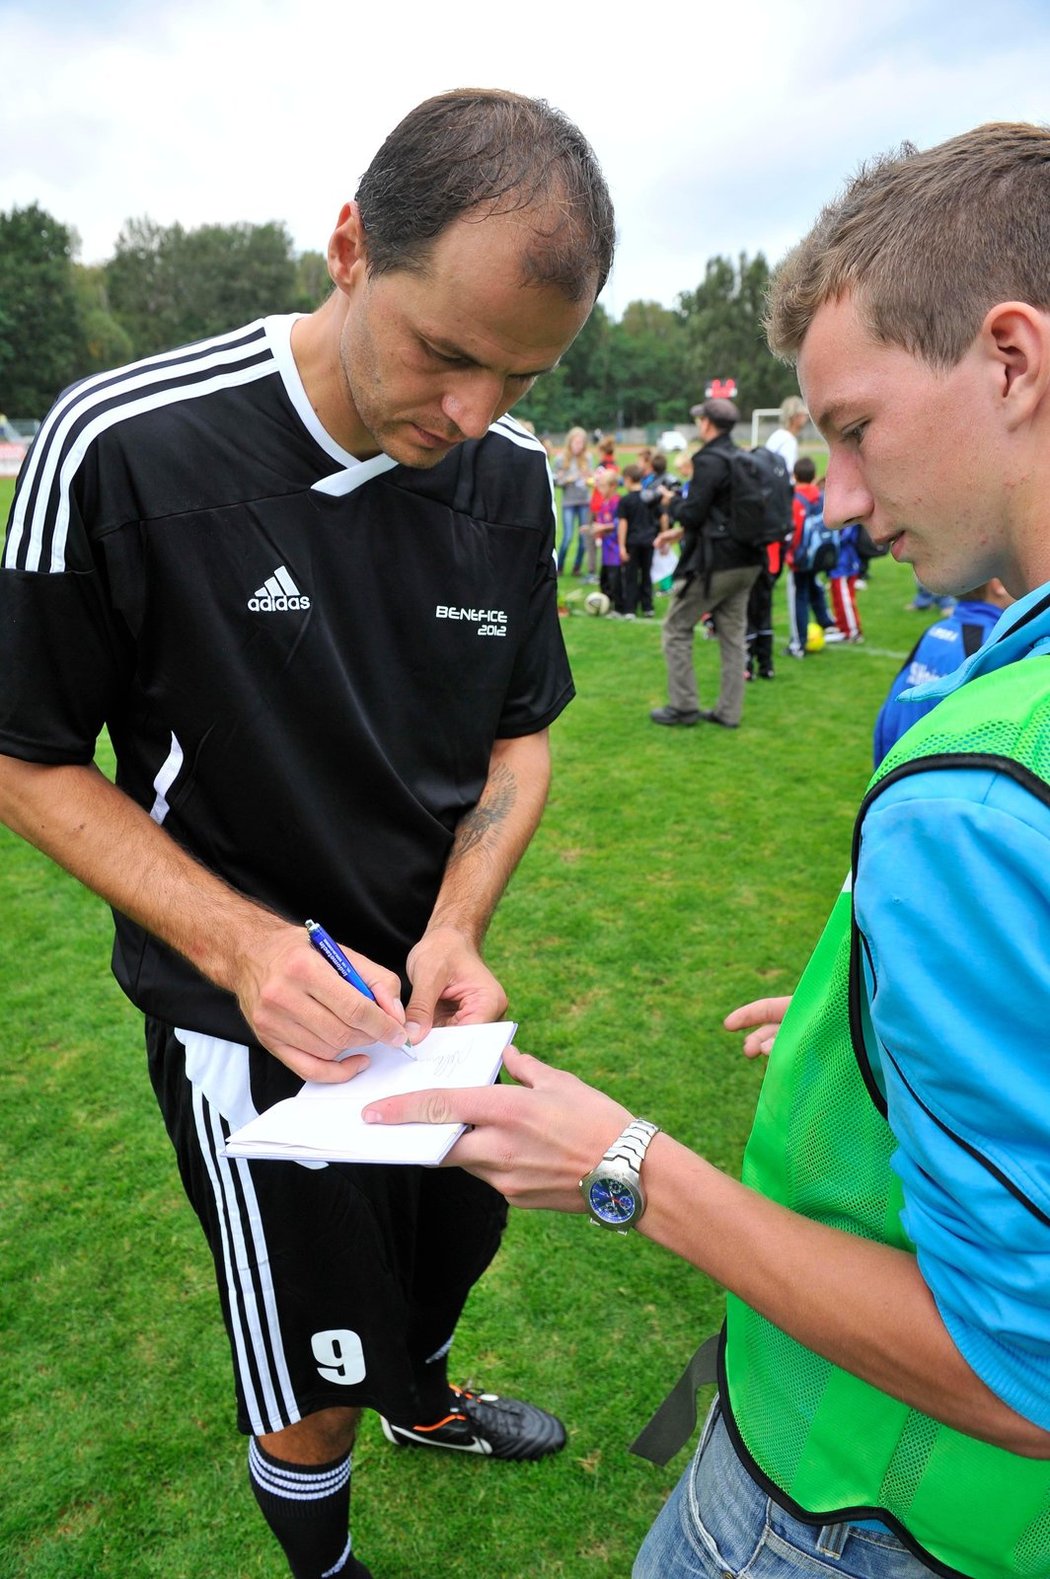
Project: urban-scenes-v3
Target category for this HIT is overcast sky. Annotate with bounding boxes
[3,0,1050,319]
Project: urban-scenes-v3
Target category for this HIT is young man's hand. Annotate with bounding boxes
[724,996,792,1058]
[363,1045,632,1212]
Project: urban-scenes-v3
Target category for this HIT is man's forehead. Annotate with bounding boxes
[797,295,863,399]
[800,294,908,432]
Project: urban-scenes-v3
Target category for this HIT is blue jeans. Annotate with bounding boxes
[558,502,590,573]
[633,1401,934,1578]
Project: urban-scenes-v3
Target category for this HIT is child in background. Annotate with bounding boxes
[786,457,840,657]
[595,435,618,471]
[591,469,625,615]
[618,463,657,619]
[650,451,689,596]
[581,437,619,584]
[647,453,681,596]
[589,437,619,503]
[828,523,864,641]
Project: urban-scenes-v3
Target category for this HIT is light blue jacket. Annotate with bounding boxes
[856,581,1050,1429]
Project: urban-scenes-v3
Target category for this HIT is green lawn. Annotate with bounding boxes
[0,467,929,1577]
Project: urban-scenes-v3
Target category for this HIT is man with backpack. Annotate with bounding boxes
[649,397,765,728]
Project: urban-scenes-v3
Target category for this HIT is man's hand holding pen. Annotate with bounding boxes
[230,913,409,1083]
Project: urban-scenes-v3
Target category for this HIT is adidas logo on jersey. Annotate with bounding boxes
[248,565,311,612]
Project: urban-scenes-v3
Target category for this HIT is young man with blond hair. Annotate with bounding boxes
[369,123,1050,1577]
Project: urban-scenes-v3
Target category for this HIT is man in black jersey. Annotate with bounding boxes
[0,90,614,1579]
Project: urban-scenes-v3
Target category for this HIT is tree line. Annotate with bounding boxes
[0,202,800,429]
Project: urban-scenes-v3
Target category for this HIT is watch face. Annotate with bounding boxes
[587,1175,639,1226]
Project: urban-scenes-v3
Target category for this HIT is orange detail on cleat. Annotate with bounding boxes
[412,1411,466,1433]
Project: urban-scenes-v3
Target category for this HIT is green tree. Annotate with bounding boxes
[295,249,331,311]
[176,221,299,342]
[106,217,302,357]
[103,216,173,356]
[516,302,616,433]
[608,300,692,427]
[562,301,615,428]
[0,203,87,414]
[512,361,572,434]
[676,252,798,416]
[72,263,134,376]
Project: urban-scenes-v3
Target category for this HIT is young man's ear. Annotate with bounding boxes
[327,202,369,295]
[983,302,1050,429]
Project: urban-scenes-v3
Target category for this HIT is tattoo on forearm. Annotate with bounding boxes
[449,761,517,863]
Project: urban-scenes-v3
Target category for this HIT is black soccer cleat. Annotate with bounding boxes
[378,1384,566,1461]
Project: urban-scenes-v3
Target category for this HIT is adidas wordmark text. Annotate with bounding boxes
[249,564,311,612]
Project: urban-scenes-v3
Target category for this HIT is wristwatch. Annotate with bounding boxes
[579,1118,660,1233]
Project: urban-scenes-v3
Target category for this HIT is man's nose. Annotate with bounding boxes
[441,374,507,440]
[822,454,872,529]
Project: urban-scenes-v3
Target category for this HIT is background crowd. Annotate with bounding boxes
[546,396,1009,757]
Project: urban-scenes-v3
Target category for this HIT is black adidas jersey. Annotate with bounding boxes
[0,317,573,1040]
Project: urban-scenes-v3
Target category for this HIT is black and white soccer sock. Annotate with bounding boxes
[411,1331,455,1422]
[248,1437,358,1578]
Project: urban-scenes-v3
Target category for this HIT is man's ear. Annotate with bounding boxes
[982,302,1050,429]
[327,202,369,295]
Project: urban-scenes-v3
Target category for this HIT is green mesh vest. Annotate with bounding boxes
[723,657,1050,1579]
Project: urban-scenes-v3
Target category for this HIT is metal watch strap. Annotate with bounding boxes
[603,1118,659,1172]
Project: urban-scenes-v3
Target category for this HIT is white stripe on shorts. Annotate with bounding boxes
[179,1029,301,1436]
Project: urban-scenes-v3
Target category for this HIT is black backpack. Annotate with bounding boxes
[713,445,793,551]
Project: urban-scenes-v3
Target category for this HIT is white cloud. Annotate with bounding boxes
[3,0,1050,313]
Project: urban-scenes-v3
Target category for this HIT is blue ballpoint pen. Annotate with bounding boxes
[305,919,416,1058]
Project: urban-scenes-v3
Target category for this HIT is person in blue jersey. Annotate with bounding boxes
[873,580,1012,765]
[0,91,614,1579]
[366,124,1050,1579]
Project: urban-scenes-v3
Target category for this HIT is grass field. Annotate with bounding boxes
[0,468,931,1578]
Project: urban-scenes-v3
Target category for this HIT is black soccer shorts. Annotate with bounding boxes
[146,1018,507,1436]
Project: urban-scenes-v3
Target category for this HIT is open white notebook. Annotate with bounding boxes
[222,1021,515,1166]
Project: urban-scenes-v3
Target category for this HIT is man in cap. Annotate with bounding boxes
[650,396,762,728]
